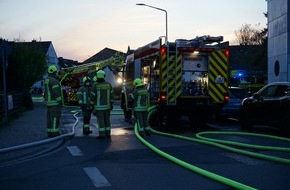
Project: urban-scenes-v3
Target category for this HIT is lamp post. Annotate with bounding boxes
[136,3,169,104]
[136,3,168,45]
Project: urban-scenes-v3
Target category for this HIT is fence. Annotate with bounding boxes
[0,92,26,127]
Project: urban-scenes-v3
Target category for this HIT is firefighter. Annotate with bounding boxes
[44,65,63,137]
[92,75,97,83]
[90,70,114,139]
[129,78,150,136]
[91,75,98,116]
[77,76,93,135]
[120,81,133,124]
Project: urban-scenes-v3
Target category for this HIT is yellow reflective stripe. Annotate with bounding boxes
[52,84,59,89]
[209,67,228,92]
[209,92,219,103]
[176,55,182,97]
[209,57,227,78]
[217,50,228,62]
[51,117,59,132]
[83,92,87,104]
[137,119,144,131]
[98,127,105,131]
[161,53,167,92]
[45,79,51,102]
[209,79,224,101]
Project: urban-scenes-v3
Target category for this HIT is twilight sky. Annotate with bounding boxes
[0,0,267,62]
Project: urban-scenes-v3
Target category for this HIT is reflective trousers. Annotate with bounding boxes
[134,111,149,135]
[81,107,92,133]
[46,105,62,136]
[96,110,111,137]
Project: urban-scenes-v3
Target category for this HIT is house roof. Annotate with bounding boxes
[8,40,52,55]
[38,41,51,54]
[82,47,124,64]
[58,57,79,68]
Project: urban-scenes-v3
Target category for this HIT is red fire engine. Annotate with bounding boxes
[123,36,230,128]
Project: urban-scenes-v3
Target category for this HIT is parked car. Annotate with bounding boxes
[216,86,248,120]
[239,82,290,131]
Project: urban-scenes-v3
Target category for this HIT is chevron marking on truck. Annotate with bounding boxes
[209,50,228,103]
[161,53,167,93]
[166,55,177,103]
[161,54,174,93]
[175,54,182,98]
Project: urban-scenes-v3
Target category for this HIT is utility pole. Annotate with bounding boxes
[1,39,11,126]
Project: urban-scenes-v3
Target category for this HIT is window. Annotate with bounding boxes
[274,85,290,97]
[260,85,277,98]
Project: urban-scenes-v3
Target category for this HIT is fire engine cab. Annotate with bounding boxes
[124,36,230,128]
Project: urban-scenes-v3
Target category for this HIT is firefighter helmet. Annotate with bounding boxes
[82,76,91,83]
[96,70,105,79]
[133,78,143,87]
[48,65,58,74]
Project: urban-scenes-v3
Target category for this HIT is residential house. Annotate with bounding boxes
[58,57,79,68]
[83,47,123,64]
[83,47,125,87]
[34,41,59,89]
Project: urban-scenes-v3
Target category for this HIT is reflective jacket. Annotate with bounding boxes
[121,85,133,110]
[77,86,91,108]
[129,86,149,111]
[44,76,63,106]
[90,81,113,110]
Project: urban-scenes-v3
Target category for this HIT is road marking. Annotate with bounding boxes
[83,167,111,188]
[223,153,267,165]
[66,146,84,156]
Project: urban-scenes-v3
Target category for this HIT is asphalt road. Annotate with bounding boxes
[1,107,290,190]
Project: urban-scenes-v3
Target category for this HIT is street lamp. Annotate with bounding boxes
[136,3,168,45]
[136,3,169,104]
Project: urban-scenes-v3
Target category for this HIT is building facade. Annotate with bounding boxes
[267,0,290,82]
[34,41,59,89]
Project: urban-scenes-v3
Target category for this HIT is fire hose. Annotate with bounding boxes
[134,105,290,190]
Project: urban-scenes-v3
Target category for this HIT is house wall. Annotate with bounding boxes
[34,42,59,89]
[267,0,290,82]
[46,43,59,67]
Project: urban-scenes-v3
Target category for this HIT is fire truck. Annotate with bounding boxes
[59,54,123,105]
[123,36,230,128]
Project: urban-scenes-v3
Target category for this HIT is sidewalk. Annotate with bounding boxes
[0,101,47,149]
[0,100,125,149]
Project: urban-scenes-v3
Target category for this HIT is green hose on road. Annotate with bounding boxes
[134,105,290,189]
[134,122,257,190]
[151,128,290,165]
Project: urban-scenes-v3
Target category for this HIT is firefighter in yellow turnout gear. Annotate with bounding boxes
[77,76,93,135]
[129,78,150,136]
[90,70,114,139]
[44,65,63,137]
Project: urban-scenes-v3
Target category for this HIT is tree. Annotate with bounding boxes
[233,12,268,73]
[8,42,46,92]
[234,23,265,45]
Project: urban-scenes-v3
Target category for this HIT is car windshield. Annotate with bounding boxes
[230,88,248,99]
